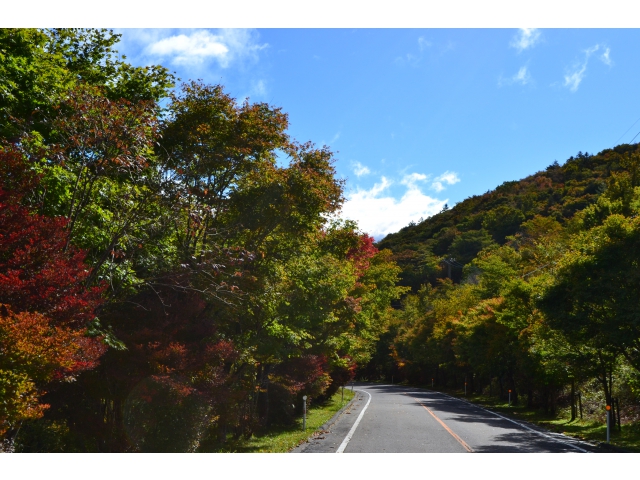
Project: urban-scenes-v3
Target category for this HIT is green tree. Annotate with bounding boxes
[0,28,173,142]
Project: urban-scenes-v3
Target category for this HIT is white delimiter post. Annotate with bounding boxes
[302,395,307,431]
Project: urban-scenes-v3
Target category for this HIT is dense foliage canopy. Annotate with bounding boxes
[0,28,404,452]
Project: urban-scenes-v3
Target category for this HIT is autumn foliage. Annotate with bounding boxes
[0,29,406,452]
[0,148,105,441]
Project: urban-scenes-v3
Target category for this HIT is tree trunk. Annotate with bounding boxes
[570,378,576,421]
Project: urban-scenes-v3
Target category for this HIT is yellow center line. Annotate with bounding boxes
[405,393,474,453]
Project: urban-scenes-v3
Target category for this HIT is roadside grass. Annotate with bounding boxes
[216,388,355,453]
[418,384,640,452]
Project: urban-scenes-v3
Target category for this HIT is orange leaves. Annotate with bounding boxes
[0,305,106,434]
[0,306,105,379]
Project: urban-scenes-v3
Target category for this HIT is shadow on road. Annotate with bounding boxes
[351,383,589,453]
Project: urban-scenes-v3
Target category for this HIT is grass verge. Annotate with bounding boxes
[215,388,355,453]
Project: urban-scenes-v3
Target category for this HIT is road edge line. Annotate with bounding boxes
[336,389,372,453]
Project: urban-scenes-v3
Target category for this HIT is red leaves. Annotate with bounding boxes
[270,355,331,397]
[0,188,104,328]
[347,233,378,277]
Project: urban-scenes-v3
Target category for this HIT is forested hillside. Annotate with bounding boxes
[365,142,640,425]
[378,145,639,289]
[0,29,404,452]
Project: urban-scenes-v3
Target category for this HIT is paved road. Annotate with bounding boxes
[293,383,596,453]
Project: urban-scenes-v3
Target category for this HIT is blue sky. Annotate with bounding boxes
[112,28,640,239]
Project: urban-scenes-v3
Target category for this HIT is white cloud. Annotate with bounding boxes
[499,65,531,87]
[148,31,228,65]
[600,47,613,66]
[510,28,541,52]
[341,176,447,239]
[139,28,267,68]
[431,171,460,192]
[563,44,601,93]
[352,161,371,177]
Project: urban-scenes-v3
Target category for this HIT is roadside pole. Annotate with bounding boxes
[508,389,512,407]
[341,386,344,404]
[303,395,307,431]
[606,404,611,443]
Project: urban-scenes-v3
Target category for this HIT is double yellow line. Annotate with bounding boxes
[405,393,474,453]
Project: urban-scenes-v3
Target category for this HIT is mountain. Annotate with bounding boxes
[376,143,640,291]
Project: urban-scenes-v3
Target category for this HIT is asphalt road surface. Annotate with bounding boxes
[293,383,597,453]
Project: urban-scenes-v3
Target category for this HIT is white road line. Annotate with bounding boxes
[336,389,372,453]
[431,391,591,453]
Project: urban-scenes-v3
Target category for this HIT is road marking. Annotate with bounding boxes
[336,389,372,453]
[432,391,590,453]
[407,394,473,453]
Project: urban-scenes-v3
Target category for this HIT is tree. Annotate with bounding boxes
[0,28,173,142]
[0,148,106,449]
[538,213,640,403]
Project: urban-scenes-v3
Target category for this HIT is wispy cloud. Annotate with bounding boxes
[440,41,456,55]
[396,36,449,66]
[418,37,432,51]
[563,44,608,93]
[394,53,419,66]
[241,79,268,101]
[431,171,460,192]
[401,172,430,188]
[600,47,613,66]
[341,175,447,239]
[499,65,532,87]
[510,28,541,53]
[352,161,371,177]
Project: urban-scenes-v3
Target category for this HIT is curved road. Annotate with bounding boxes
[293,383,596,453]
